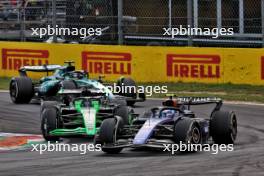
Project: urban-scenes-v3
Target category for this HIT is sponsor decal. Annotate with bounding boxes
[2,49,49,70]
[261,56,264,80]
[82,52,132,75]
[167,54,221,78]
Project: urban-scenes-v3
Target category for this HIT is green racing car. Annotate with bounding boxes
[10,61,145,106]
[41,88,134,141]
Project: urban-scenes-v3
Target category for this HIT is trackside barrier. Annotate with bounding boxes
[0,42,264,85]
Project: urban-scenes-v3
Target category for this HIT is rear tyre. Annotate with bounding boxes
[114,106,132,125]
[210,111,237,144]
[9,77,34,104]
[117,77,137,106]
[99,118,123,154]
[174,118,201,152]
[41,107,60,141]
[109,98,127,106]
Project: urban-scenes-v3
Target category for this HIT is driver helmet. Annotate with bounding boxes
[161,109,176,119]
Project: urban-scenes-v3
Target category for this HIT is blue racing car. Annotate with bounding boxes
[95,95,237,154]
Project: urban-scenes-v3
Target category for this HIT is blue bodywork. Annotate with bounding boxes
[133,118,172,145]
[133,109,183,145]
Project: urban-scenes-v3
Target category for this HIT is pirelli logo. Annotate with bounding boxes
[167,54,221,78]
[82,52,132,75]
[2,49,49,70]
[261,57,264,80]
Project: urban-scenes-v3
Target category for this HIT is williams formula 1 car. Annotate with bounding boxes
[41,88,134,141]
[96,96,238,154]
[9,62,145,106]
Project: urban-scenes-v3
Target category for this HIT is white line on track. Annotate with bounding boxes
[0,90,9,93]
[0,132,42,137]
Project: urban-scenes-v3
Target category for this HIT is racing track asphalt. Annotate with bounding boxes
[0,92,264,176]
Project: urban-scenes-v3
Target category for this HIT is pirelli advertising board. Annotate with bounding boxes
[0,41,263,85]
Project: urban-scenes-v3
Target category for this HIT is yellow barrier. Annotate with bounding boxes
[0,41,264,85]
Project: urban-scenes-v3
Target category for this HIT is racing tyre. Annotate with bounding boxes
[174,118,201,152]
[210,111,237,144]
[9,77,34,104]
[40,101,59,113]
[41,107,60,141]
[114,106,132,125]
[110,98,127,106]
[99,118,123,154]
[117,77,137,106]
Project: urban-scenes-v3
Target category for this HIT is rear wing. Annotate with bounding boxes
[19,65,62,76]
[58,88,106,97]
[164,94,223,115]
[176,97,222,105]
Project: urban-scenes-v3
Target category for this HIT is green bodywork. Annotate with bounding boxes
[49,100,101,136]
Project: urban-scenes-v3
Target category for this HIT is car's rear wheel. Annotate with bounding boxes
[109,98,127,106]
[210,111,237,144]
[9,77,34,104]
[41,107,60,141]
[114,106,133,125]
[174,118,201,152]
[117,77,137,106]
[99,118,123,154]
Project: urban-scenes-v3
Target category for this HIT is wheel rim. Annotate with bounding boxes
[230,115,237,141]
[43,117,49,137]
[191,126,201,144]
[10,81,18,100]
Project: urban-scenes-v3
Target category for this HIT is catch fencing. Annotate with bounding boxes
[0,0,264,47]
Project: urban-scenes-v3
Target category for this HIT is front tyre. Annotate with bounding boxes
[41,107,60,141]
[174,118,201,152]
[99,118,123,154]
[40,101,58,113]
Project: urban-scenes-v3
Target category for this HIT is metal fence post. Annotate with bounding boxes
[118,0,123,45]
[52,0,57,43]
[193,0,198,28]
[168,0,172,29]
[19,1,25,41]
[262,0,264,47]
[217,0,222,30]
[187,0,193,46]
[239,0,244,34]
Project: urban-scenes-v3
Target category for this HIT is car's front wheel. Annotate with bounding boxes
[98,118,123,154]
[173,118,202,152]
[41,107,60,141]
